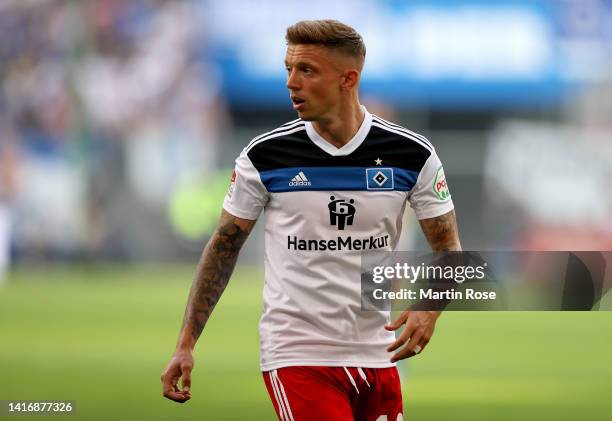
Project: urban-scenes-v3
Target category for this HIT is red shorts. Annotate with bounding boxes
[262,366,403,421]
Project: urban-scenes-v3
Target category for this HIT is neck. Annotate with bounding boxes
[312,100,364,149]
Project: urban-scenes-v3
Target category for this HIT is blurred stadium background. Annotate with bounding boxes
[0,0,611,420]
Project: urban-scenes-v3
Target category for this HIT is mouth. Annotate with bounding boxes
[291,96,305,110]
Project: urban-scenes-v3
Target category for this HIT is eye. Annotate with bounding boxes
[299,65,314,75]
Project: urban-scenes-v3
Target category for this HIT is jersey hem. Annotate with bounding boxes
[415,200,455,220]
[260,359,396,372]
[222,201,260,220]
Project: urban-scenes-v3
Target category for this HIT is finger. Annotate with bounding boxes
[390,345,416,363]
[415,336,431,354]
[402,329,425,356]
[173,384,191,399]
[162,375,191,403]
[169,383,191,402]
[181,365,192,392]
[391,340,421,363]
[386,322,416,352]
[384,312,409,331]
[391,333,426,363]
[164,389,191,403]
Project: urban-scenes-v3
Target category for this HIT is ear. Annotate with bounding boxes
[340,69,360,90]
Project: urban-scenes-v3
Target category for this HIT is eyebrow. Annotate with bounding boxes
[284,60,314,68]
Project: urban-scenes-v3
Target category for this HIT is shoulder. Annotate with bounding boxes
[365,114,437,173]
[245,118,307,154]
[369,114,434,154]
[243,118,312,172]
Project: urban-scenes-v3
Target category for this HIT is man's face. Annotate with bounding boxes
[285,44,345,121]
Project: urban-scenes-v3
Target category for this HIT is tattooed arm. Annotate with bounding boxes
[161,209,256,403]
[178,210,255,347]
[386,209,462,362]
[419,209,462,252]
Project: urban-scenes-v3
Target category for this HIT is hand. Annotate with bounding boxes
[385,311,440,362]
[161,348,194,403]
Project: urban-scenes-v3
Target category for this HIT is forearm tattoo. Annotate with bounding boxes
[181,212,254,342]
[419,209,462,252]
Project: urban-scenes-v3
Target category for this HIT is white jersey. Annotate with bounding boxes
[223,107,454,371]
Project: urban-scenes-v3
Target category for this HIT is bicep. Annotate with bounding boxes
[418,209,461,252]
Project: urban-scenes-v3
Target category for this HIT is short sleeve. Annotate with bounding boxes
[223,148,268,220]
[408,150,454,220]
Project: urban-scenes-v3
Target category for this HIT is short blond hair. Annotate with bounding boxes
[286,20,366,68]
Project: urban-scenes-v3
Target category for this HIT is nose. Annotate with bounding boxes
[286,69,300,91]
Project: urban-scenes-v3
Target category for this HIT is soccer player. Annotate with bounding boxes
[161,19,461,420]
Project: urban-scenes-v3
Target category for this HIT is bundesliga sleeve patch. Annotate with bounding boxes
[227,170,237,198]
[433,166,450,200]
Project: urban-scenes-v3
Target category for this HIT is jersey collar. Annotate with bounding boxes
[304,106,372,157]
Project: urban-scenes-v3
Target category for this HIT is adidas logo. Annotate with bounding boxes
[289,171,311,187]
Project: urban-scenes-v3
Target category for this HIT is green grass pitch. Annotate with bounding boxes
[0,265,611,420]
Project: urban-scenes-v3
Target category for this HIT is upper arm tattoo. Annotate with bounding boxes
[419,209,462,252]
[181,210,256,343]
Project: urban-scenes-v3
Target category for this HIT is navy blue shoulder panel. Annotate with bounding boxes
[246,122,432,192]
